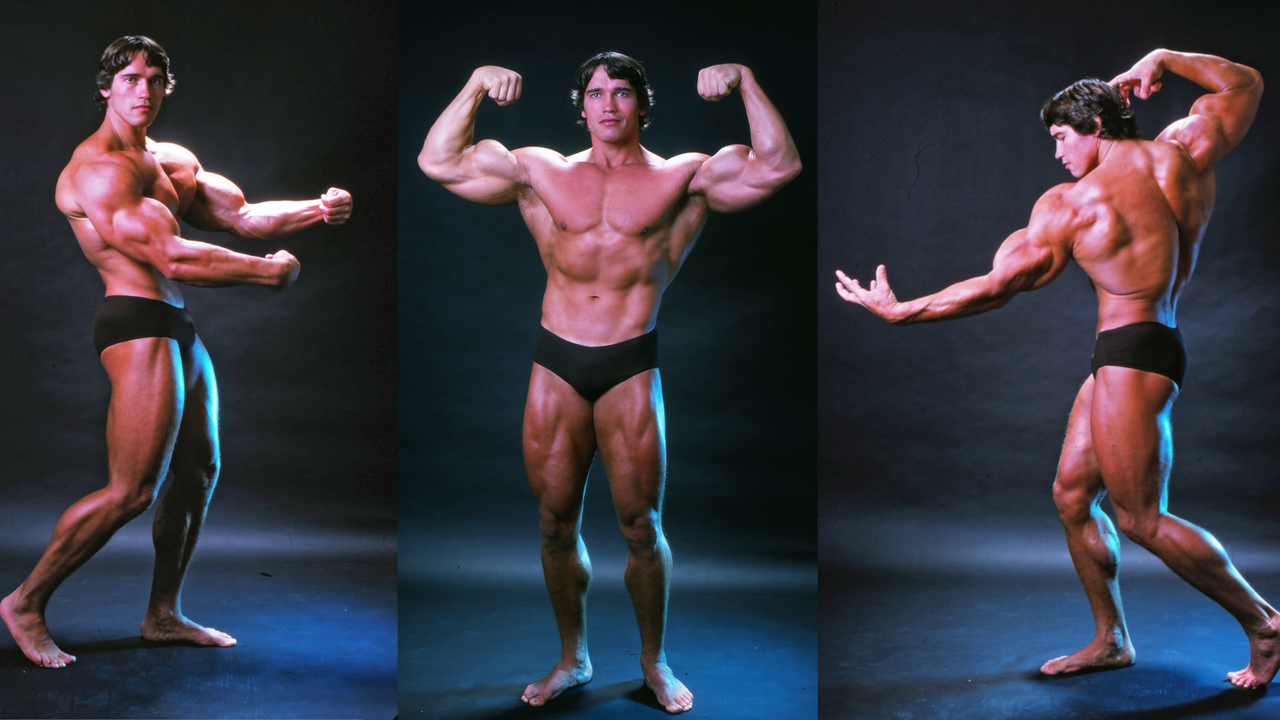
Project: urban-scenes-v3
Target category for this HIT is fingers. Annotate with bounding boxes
[697,68,724,101]
[478,67,522,105]
[271,249,301,290]
[696,65,740,102]
[321,187,353,225]
[489,73,521,105]
[833,269,866,305]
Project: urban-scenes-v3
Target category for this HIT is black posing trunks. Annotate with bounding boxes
[1090,321,1186,388]
[533,326,659,402]
[92,295,197,357]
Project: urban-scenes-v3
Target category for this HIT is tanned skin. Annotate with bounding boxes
[836,50,1278,688]
[1,48,351,669]
[421,61,800,712]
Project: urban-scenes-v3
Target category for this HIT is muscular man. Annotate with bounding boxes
[420,52,799,712]
[0,36,351,668]
[836,50,1278,687]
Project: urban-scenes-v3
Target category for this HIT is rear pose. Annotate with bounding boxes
[837,49,1277,687]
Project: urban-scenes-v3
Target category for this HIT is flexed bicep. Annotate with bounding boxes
[77,160,180,268]
[688,64,800,213]
[1118,50,1263,171]
[185,169,249,234]
[420,66,531,206]
[72,159,297,289]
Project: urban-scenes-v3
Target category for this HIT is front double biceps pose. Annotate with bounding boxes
[837,50,1279,687]
[421,52,799,712]
[0,36,351,669]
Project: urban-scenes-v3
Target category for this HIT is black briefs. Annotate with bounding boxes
[1090,321,1186,388]
[93,295,197,357]
[533,326,659,402]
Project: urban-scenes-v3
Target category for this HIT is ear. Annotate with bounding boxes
[1090,116,1104,138]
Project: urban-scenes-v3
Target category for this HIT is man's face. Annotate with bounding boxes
[1050,122,1101,178]
[581,65,643,143]
[102,52,166,127]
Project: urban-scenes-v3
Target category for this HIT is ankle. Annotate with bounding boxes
[3,589,42,616]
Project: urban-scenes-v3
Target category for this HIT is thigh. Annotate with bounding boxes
[100,337,184,489]
[593,369,666,521]
[1091,366,1177,519]
[524,363,597,517]
[1055,377,1103,496]
[171,337,220,482]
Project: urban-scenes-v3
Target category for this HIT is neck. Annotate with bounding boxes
[586,134,645,169]
[1097,137,1114,167]
[101,110,149,150]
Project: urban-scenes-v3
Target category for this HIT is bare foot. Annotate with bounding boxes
[1040,639,1135,676]
[521,657,592,707]
[1,591,76,668]
[1228,613,1280,688]
[140,612,236,647]
[643,661,694,714]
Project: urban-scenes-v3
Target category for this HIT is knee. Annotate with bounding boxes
[108,481,160,519]
[618,508,662,555]
[176,457,219,495]
[1116,509,1161,547]
[1052,477,1093,524]
[537,506,580,548]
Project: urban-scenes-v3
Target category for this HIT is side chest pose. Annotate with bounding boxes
[1,36,351,669]
[836,49,1277,687]
[421,52,800,712]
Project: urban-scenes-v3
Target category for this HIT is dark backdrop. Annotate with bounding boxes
[399,0,817,580]
[0,0,397,535]
[819,0,1280,565]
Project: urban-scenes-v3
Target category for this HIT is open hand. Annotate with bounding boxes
[835,266,904,323]
[321,187,352,224]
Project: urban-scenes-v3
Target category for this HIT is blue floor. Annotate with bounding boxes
[0,520,396,719]
[821,567,1280,720]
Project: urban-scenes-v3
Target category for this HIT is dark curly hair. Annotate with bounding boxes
[94,36,175,112]
[1041,78,1140,140]
[570,51,653,131]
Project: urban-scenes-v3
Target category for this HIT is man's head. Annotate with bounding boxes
[571,52,653,134]
[1041,79,1139,178]
[1041,78,1140,140]
[95,36,175,113]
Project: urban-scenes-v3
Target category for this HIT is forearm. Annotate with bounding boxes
[891,275,1014,325]
[419,73,487,180]
[160,237,288,288]
[233,199,323,240]
[1156,50,1261,94]
[735,69,801,180]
